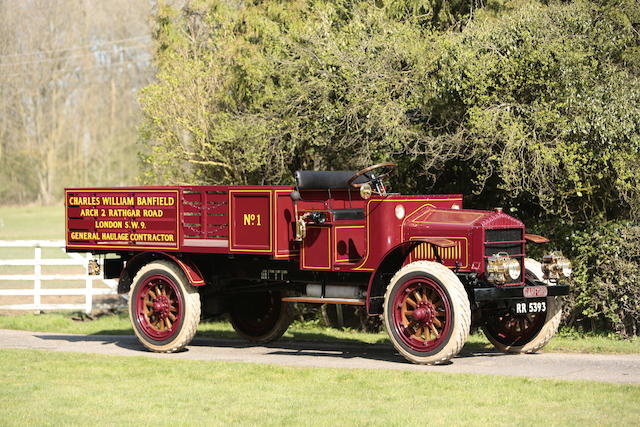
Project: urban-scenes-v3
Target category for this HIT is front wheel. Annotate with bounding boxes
[128,260,201,353]
[383,261,471,365]
[482,258,562,353]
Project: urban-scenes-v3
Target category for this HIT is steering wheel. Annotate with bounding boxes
[347,162,397,196]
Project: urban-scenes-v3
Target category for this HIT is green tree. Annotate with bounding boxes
[139,0,640,335]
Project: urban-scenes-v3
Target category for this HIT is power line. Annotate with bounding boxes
[0,35,152,59]
[0,57,153,81]
[0,43,151,67]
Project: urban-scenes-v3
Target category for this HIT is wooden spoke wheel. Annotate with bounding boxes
[482,258,562,353]
[483,311,547,348]
[384,261,470,365]
[136,274,182,340]
[393,277,451,351]
[229,290,293,344]
[129,261,200,353]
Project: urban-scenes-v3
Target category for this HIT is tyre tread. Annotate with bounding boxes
[128,260,200,353]
[383,261,471,365]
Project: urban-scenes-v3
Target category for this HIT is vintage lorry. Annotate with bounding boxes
[65,162,571,364]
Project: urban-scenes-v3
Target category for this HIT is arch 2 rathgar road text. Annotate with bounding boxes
[65,163,572,364]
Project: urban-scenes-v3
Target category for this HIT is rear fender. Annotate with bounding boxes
[117,252,205,294]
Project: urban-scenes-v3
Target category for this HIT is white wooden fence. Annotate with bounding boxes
[0,240,119,314]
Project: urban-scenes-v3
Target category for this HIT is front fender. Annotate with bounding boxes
[366,241,421,315]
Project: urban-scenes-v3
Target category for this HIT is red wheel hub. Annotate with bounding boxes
[391,277,451,352]
[134,275,183,341]
[412,301,436,326]
[152,295,171,319]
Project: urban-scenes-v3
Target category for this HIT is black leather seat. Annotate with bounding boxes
[295,170,367,189]
[295,171,366,221]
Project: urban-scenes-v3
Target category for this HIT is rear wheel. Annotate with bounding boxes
[128,260,200,353]
[482,258,562,353]
[383,261,471,365]
[229,290,294,343]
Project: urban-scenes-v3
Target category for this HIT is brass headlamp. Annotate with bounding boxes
[542,252,572,280]
[486,252,521,284]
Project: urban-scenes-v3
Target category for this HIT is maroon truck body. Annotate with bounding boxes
[65,167,570,364]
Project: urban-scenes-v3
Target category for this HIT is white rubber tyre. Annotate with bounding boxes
[383,261,471,365]
[482,258,562,353]
[128,260,200,353]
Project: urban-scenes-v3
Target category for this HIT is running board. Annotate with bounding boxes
[281,296,365,306]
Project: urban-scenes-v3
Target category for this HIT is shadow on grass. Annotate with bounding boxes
[35,325,502,366]
[61,310,499,356]
[89,328,134,336]
[198,327,499,356]
[35,332,145,352]
[35,332,411,364]
[460,340,496,354]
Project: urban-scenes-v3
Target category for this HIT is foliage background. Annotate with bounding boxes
[139,0,640,336]
[0,0,152,204]
[1,0,637,336]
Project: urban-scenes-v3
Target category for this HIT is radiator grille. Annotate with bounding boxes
[485,228,523,242]
[484,228,524,284]
[484,242,521,256]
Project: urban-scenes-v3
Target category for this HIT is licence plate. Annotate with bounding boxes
[514,300,547,314]
[523,286,548,298]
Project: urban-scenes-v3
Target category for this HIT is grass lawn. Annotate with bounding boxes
[0,348,637,426]
[0,204,67,276]
[0,205,64,240]
[0,311,638,355]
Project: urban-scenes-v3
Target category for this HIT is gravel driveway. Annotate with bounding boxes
[1,328,638,384]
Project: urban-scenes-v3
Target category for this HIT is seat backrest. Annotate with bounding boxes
[295,170,367,190]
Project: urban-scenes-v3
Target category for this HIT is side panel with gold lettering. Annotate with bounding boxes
[229,189,272,253]
[66,189,180,250]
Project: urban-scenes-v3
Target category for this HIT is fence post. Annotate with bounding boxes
[34,245,42,313]
[85,252,92,314]
[0,240,119,312]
